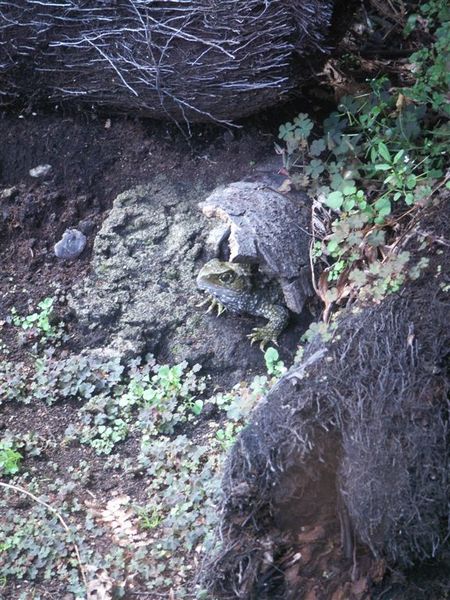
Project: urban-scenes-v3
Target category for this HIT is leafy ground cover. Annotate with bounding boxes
[1,1,449,599]
[277,0,449,322]
[0,316,283,598]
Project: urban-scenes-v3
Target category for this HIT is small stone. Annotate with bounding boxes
[223,129,235,143]
[0,186,18,200]
[54,228,87,260]
[78,218,95,235]
[29,163,52,178]
[205,223,230,256]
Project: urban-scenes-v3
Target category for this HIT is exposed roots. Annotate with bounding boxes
[202,207,450,598]
[0,0,340,123]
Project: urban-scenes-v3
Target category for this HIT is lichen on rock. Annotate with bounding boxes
[69,179,275,380]
[70,180,203,355]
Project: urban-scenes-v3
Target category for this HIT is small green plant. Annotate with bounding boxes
[136,506,164,530]
[215,422,242,450]
[10,297,63,343]
[133,434,223,559]
[301,321,338,345]
[86,418,129,455]
[0,497,88,596]
[0,432,49,478]
[0,360,29,404]
[0,326,286,596]
[264,347,286,378]
[139,362,205,428]
[0,440,22,476]
[72,357,206,454]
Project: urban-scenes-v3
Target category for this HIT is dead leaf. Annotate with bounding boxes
[335,269,353,302]
[86,566,113,600]
[86,495,150,548]
[352,576,369,596]
[297,525,326,544]
[317,271,329,303]
[277,178,292,193]
[304,586,319,600]
[368,559,386,583]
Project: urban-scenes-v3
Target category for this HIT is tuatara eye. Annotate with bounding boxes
[219,271,235,284]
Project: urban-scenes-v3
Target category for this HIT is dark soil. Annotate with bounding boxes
[0,2,443,598]
[0,109,277,326]
[0,102,314,600]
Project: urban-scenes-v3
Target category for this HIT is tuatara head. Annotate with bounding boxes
[196,258,289,347]
[196,259,253,312]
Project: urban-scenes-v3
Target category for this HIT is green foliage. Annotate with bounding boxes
[277,4,448,307]
[278,84,445,220]
[0,500,87,595]
[0,351,205,454]
[125,345,286,592]
[0,432,47,477]
[301,321,338,345]
[404,1,450,117]
[72,357,206,454]
[264,347,286,377]
[32,352,125,405]
[215,421,242,450]
[0,440,22,476]
[0,361,28,402]
[136,506,163,530]
[10,297,63,343]
[134,436,222,553]
[0,278,287,596]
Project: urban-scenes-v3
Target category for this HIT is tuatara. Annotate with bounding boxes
[196,258,289,348]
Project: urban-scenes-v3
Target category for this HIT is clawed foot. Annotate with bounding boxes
[196,295,226,316]
[247,327,279,351]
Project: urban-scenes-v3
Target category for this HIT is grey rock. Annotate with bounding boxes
[29,163,52,178]
[54,228,87,259]
[199,181,312,314]
[205,223,230,257]
[69,179,268,381]
[0,186,18,200]
[78,218,95,235]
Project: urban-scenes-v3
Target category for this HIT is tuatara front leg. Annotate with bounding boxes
[197,294,227,316]
[196,259,290,350]
[248,301,289,350]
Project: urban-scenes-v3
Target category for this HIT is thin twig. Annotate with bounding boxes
[0,482,88,590]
